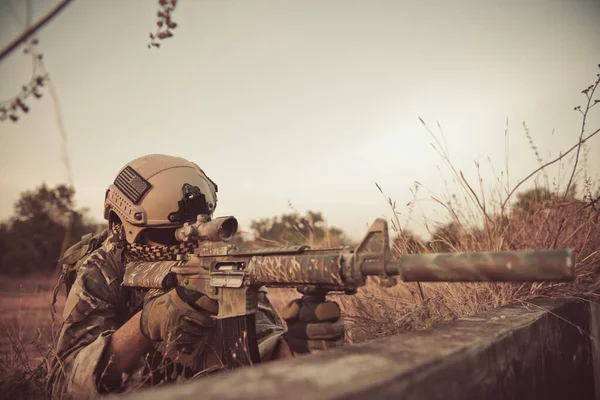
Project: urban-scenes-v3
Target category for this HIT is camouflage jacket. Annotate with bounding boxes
[47,230,286,399]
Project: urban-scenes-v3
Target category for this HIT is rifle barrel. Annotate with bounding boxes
[387,249,574,282]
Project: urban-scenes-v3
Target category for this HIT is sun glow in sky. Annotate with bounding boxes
[1,0,599,240]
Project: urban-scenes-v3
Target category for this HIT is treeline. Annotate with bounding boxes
[0,184,101,275]
[248,210,349,246]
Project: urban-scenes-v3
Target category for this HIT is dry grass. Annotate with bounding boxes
[0,275,64,400]
[337,68,600,343]
[340,198,600,343]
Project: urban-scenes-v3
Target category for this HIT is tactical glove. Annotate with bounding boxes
[281,294,344,354]
[140,287,218,353]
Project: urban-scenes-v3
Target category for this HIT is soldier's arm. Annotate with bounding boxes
[47,249,144,398]
[96,311,152,389]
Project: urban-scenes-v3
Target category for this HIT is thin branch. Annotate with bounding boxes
[0,0,73,63]
[501,127,600,212]
[459,170,494,226]
[46,75,74,186]
[564,75,600,197]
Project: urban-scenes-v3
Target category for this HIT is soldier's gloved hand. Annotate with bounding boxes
[140,287,218,353]
[281,294,344,354]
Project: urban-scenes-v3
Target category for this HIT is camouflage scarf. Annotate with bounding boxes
[111,225,199,262]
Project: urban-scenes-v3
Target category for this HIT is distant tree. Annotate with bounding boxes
[513,188,554,215]
[392,229,427,255]
[513,186,580,216]
[249,211,349,246]
[0,223,10,262]
[428,221,463,252]
[0,183,101,275]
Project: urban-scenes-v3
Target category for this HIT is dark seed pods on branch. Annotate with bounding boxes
[148,0,178,49]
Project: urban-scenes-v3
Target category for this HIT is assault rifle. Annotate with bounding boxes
[123,215,574,367]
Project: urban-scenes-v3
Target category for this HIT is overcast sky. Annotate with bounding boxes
[1,0,599,240]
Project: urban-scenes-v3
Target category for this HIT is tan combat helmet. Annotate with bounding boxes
[104,154,218,243]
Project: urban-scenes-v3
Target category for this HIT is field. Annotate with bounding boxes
[0,275,61,399]
[0,275,64,366]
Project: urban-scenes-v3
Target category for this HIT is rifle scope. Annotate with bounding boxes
[175,216,238,243]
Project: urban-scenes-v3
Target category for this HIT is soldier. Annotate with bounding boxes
[47,154,344,399]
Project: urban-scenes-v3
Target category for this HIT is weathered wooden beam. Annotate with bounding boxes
[114,298,595,400]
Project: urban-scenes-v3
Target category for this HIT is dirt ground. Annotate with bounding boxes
[0,274,65,368]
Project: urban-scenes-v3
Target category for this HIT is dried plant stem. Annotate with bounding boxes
[501,127,600,213]
[564,75,600,198]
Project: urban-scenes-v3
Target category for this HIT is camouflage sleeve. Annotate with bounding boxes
[255,287,286,361]
[47,245,126,399]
